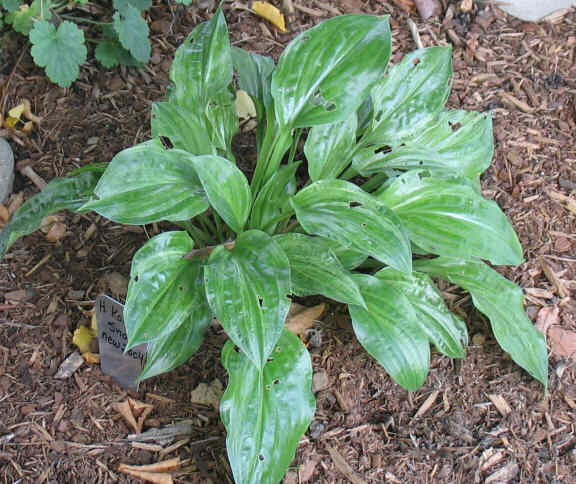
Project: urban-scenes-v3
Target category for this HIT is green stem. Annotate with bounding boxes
[287,128,303,165]
[251,127,292,196]
[177,221,210,247]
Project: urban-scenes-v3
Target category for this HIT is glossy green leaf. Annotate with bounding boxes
[220,329,315,484]
[376,170,523,265]
[81,142,209,225]
[364,47,452,146]
[204,89,238,157]
[204,231,291,369]
[349,274,430,391]
[232,47,275,125]
[275,233,365,306]
[291,179,412,272]
[314,237,367,270]
[250,162,299,233]
[0,170,102,259]
[138,292,212,381]
[189,155,251,234]
[272,15,391,128]
[304,114,358,181]
[151,102,214,155]
[170,8,232,106]
[375,267,467,358]
[124,231,204,348]
[354,110,493,179]
[414,257,548,388]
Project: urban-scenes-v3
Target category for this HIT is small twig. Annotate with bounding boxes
[18,164,47,190]
[407,18,424,49]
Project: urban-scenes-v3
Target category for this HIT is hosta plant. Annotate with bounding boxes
[0,10,548,484]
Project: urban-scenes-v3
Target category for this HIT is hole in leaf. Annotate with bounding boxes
[178,285,184,291]
[449,121,462,132]
[301,36,310,42]
[412,57,420,66]
[234,346,241,353]
[258,296,264,307]
[273,379,280,385]
[267,357,275,362]
[258,455,265,461]
[159,136,173,149]
[349,201,363,208]
[418,160,424,166]
[265,384,271,391]
[361,223,367,228]
[376,145,392,154]
[375,112,382,122]
[134,275,139,282]
[325,102,336,112]
[275,346,281,353]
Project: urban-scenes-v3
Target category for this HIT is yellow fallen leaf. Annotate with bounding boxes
[8,103,25,120]
[73,325,96,354]
[285,303,326,338]
[82,352,100,364]
[236,90,257,120]
[3,117,19,129]
[252,1,286,32]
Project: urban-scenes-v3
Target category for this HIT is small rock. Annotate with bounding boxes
[0,138,14,203]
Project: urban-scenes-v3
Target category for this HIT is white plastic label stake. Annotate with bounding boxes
[96,295,147,390]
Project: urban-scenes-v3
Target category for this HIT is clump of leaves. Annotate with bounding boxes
[0,10,548,484]
[0,0,193,87]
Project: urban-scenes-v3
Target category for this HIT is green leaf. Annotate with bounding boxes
[275,233,365,306]
[124,231,205,348]
[113,0,152,11]
[314,237,367,270]
[375,268,468,358]
[364,47,452,146]
[376,170,523,265]
[151,102,214,155]
[232,47,275,126]
[414,258,548,388]
[113,4,150,63]
[250,162,299,233]
[291,179,412,272]
[29,20,86,88]
[204,89,238,157]
[170,8,232,106]
[0,171,102,259]
[81,142,209,225]
[189,155,251,234]
[354,110,494,179]
[95,39,142,68]
[272,14,391,128]
[10,0,51,34]
[204,231,291,370]
[221,329,315,484]
[1,0,22,13]
[138,304,211,380]
[349,274,430,391]
[304,114,358,181]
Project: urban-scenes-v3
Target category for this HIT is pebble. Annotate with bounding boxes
[0,137,14,203]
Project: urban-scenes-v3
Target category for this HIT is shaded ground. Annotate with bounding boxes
[1,1,576,482]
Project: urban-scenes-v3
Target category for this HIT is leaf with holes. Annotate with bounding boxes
[204,231,291,370]
[275,233,365,306]
[220,329,315,484]
[349,274,430,391]
[364,47,452,146]
[355,110,493,179]
[124,231,204,349]
[414,257,548,388]
[81,141,209,224]
[376,170,523,265]
[291,179,412,272]
[272,15,391,127]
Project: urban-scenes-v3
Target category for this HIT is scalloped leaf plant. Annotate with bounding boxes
[1,10,548,484]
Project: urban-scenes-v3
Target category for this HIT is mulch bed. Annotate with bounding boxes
[1,0,575,482]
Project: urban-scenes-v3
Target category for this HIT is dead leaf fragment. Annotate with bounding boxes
[190,379,224,409]
[118,468,173,484]
[285,303,325,338]
[113,398,154,434]
[487,394,512,416]
[45,222,68,243]
[535,306,560,334]
[236,90,257,120]
[0,203,9,223]
[54,352,84,379]
[119,457,181,474]
[326,445,367,484]
[252,1,287,32]
[548,327,576,360]
[414,0,441,20]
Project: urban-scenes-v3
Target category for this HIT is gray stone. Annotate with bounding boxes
[0,138,15,203]
[498,0,576,22]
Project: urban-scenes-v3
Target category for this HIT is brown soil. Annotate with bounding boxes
[1,1,576,483]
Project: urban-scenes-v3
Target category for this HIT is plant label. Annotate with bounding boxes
[96,295,147,390]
